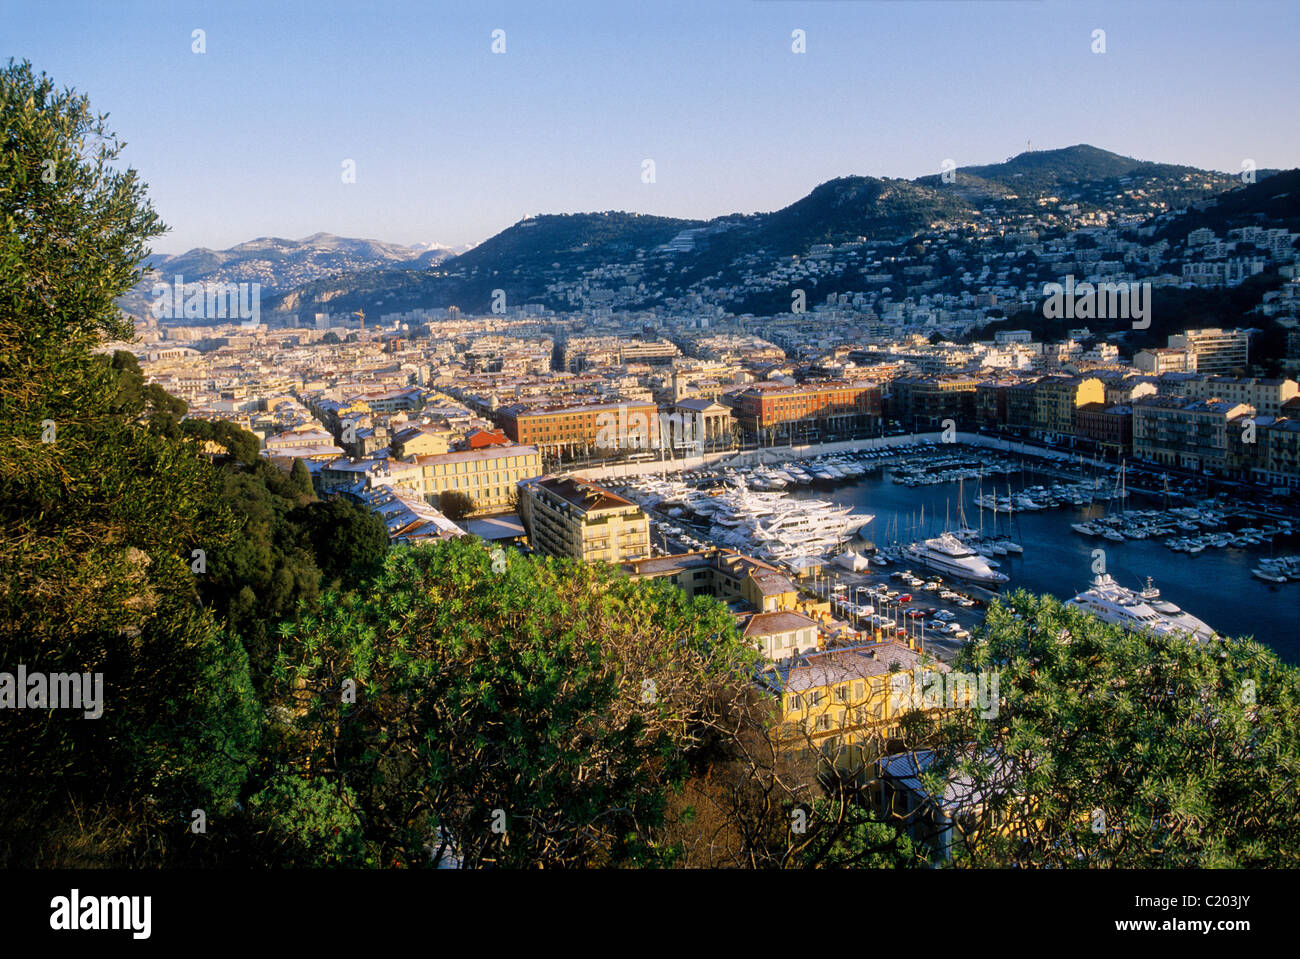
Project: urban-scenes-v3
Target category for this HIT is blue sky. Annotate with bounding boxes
[3,0,1296,253]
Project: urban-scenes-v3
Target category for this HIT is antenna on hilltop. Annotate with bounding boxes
[1027,138,1033,153]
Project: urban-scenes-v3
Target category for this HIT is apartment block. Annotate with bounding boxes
[1075,402,1133,455]
[518,476,650,563]
[1167,328,1250,375]
[411,445,542,511]
[1183,376,1298,418]
[1031,375,1105,439]
[1133,347,1194,374]
[886,375,977,430]
[497,400,659,453]
[1132,397,1255,472]
[733,380,882,435]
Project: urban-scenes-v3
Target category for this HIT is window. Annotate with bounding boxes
[787,694,802,711]
[808,690,822,707]
[834,684,850,703]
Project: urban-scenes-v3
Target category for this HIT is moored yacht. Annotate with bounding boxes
[1066,574,1219,643]
[903,533,1010,587]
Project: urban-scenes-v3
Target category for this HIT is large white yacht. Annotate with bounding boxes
[1066,574,1218,643]
[749,501,874,555]
[904,533,1010,587]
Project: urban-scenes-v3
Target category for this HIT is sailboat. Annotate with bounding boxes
[995,477,1024,554]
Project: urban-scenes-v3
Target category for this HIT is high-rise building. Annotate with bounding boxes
[1167,328,1250,375]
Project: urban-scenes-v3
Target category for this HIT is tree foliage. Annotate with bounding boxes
[438,489,474,520]
[918,591,1300,867]
[262,539,762,867]
[0,59,260,865]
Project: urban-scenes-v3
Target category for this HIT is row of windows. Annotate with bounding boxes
[438,483,512,499]
[788,680,894,712]
[430,470,522,486]
[424,456,535,475]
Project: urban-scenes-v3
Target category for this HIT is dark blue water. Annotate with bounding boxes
[790,470,1300,664]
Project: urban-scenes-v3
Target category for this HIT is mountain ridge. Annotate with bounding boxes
[122,145,1282,321]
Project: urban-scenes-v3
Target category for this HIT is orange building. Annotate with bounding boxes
[733,381,881,436]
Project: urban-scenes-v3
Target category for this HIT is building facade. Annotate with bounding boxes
[518,475,650,563]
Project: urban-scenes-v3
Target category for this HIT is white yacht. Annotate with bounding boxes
[903,533,1010,587]
[751,502,874,555]
[1066,574,1219,643]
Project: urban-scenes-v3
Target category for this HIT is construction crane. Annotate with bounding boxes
[352,309,365,340]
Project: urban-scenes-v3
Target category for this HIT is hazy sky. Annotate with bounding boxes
[4,0,1296,254]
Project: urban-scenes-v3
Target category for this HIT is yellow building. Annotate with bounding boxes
[621,547,799,614]
[391,425,453,458]
[518,475,650,563]
[766,641,964,754]
[411,445,541,512]
[1032,375,1105,440]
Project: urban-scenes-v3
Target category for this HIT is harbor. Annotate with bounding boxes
[612,441,1300,664]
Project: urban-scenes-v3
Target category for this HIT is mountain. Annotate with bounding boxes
[914,144,1235,211]
[264,180,985,317]
[409,241,477,256]
[1155,167,1300,243]
[150,232,423,288]
[119,233,456,319]
[271,212,705,316]
[148,146,1264,321]
[957,144,1154,189]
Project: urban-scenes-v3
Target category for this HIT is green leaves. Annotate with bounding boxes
[928,591,1300,867]
[0,60,257,866]
[263,538,757,867]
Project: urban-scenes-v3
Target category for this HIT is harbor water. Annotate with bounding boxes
[790,469,1300,664]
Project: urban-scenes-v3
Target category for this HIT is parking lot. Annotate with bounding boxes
[807,564,989,663]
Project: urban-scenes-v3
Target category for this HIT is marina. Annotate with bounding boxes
[613,442,1300,664]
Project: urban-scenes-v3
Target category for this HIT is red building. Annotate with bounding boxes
[732,380,881,437]
[462,427,511,450]
[1076,402,1133,455]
